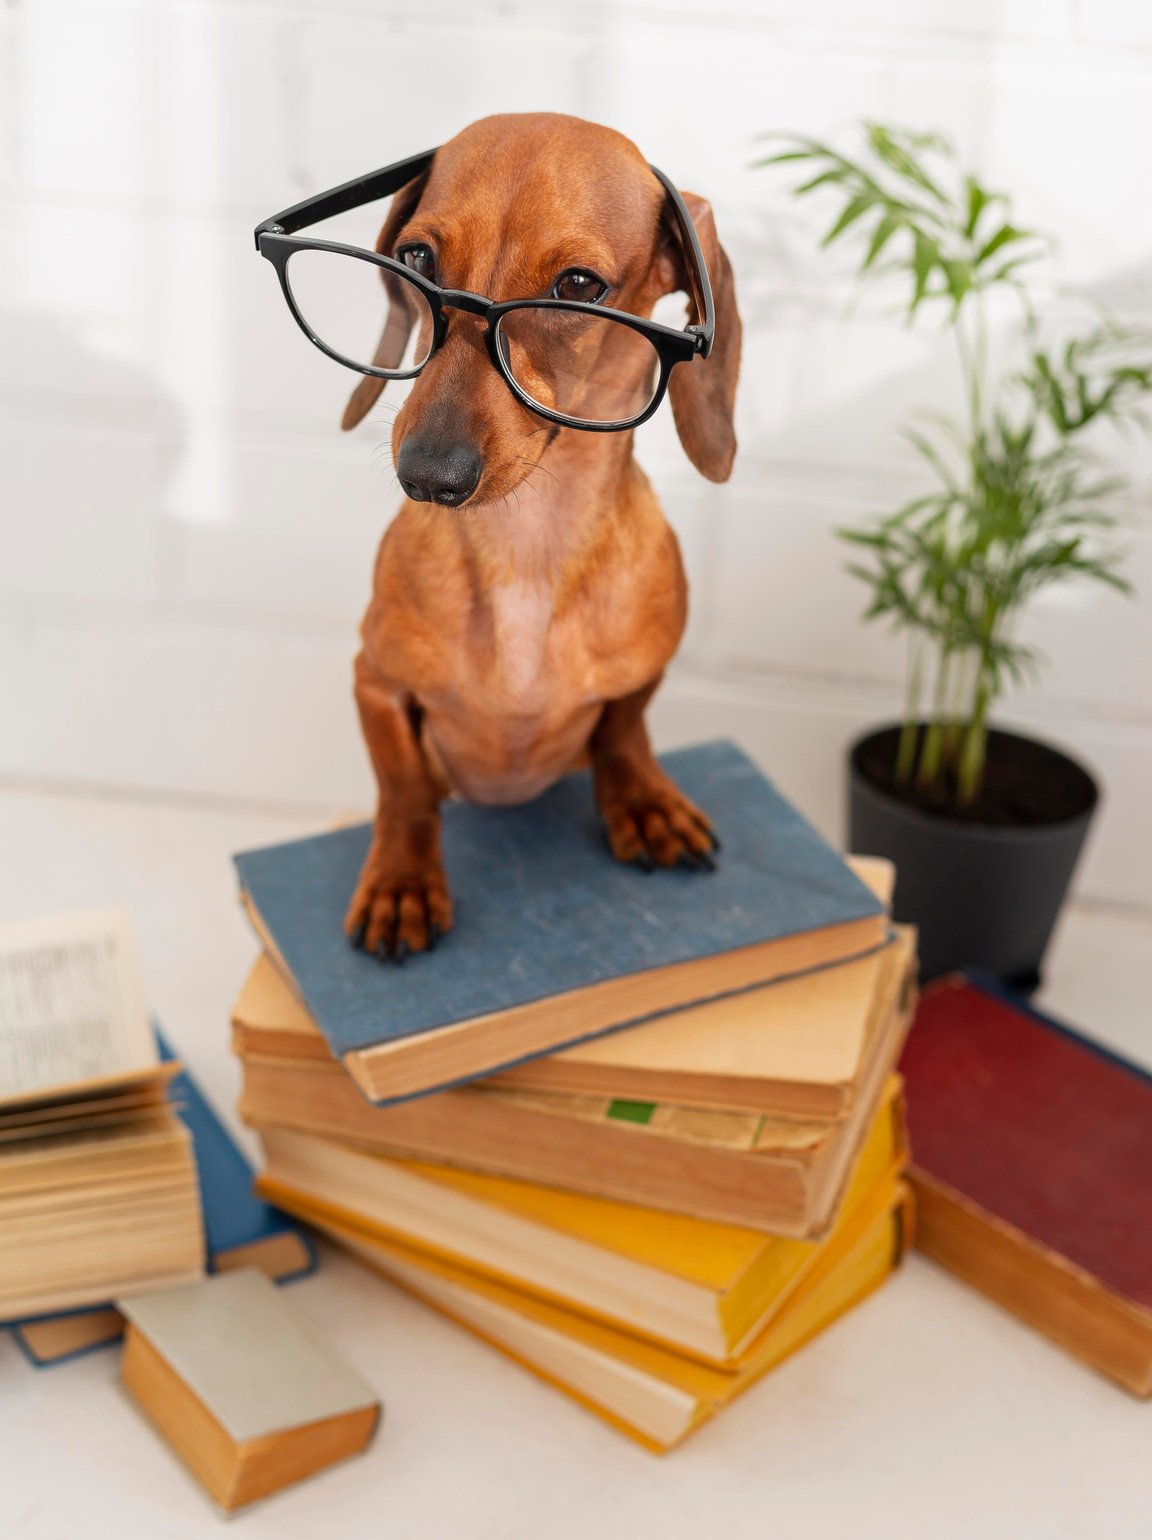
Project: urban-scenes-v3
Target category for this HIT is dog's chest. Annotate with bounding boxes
[421,578,595,804]
[486,577,557,703]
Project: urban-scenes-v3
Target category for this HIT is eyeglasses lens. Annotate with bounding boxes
[285,249,436,375]
[495,308,661,426]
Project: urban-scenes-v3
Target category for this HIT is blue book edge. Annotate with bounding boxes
[350,931,896,1108]
[8,1028,318,1368]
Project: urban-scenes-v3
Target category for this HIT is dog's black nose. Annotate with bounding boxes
[397,441,483,507]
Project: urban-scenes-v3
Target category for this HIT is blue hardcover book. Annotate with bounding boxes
[10,1035,316,1367]
[235,741,887,1105]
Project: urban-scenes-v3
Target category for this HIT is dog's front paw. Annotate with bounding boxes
[600,780,719,873]
[344,854,454,964]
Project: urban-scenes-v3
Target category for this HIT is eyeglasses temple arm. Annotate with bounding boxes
[648,164,717,359]
[253,148,438,250]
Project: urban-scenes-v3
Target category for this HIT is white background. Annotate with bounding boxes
[1,0,1151,904]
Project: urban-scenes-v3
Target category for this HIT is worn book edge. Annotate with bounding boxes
[911,1167,1152,1398]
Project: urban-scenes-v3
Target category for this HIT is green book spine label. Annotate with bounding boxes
[606,1100,656,1126]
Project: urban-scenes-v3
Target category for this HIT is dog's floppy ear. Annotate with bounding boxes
[341,169,431,432]
[662,193,741,482]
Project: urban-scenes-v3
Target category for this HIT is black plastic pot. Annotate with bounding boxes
[847,723,1099,989]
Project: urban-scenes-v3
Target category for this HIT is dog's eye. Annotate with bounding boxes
[552,269,608,304]
[397,244,436,281]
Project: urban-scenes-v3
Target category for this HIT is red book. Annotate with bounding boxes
[900,973,1152,1396]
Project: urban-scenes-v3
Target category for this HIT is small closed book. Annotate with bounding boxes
[120,1268,380,1512]
[234,740,887,1103]
[11,1036,316,1367]
[901,974,1152,1396]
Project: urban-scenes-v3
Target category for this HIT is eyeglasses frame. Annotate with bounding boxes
[254,147,716,433]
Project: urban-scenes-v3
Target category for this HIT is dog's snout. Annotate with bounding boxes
[398,440,483,508]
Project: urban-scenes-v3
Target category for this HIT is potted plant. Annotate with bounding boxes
[761,124,1149,986]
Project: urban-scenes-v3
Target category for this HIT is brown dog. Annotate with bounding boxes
[340,113,741,961]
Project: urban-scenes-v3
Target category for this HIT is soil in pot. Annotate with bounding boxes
[853,725,1097,828]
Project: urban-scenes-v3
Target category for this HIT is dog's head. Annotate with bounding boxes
[341,113,741,507]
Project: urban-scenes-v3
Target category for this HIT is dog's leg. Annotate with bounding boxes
[589,681,718,872]
[345,652,453,962]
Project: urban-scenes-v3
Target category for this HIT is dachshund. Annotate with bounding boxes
[340,113,741,961]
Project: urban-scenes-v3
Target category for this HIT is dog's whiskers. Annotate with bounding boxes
[512,457,558,504]
[516,455,559,491]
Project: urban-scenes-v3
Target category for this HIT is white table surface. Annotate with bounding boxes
[2,783,1150,1540]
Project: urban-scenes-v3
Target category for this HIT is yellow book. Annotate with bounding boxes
[299,1182,912,1452]
[258,1077,905,1366]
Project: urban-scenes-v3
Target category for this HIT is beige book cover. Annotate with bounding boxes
[120,1269,380,1511]
[119,1269,379,1444]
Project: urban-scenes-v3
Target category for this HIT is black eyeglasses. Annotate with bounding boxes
[254,148,715,433]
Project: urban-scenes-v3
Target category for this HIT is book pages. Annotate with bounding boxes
[0,908,155,1102]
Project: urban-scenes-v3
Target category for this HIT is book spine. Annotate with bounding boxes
[238,1058,813,1234]
[912,1170,1152,1398]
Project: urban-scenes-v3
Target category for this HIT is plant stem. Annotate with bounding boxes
[945,647,975,768]
[942,661,963,769]
[955,294,987,438]
[896,636,923,785]
[957,667,990,804]
[916,642,950,793]
[971,289,988,432]
[943,282,991,809]
[957,587,1000,804]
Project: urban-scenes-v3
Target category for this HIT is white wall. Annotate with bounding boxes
[1,0,1150,904]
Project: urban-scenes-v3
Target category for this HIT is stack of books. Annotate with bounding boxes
[0,911,205,1320]
[232,742,918,1450]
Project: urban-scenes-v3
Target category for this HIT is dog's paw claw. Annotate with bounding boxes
[345,859,454,962]
[602,781,719,874]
